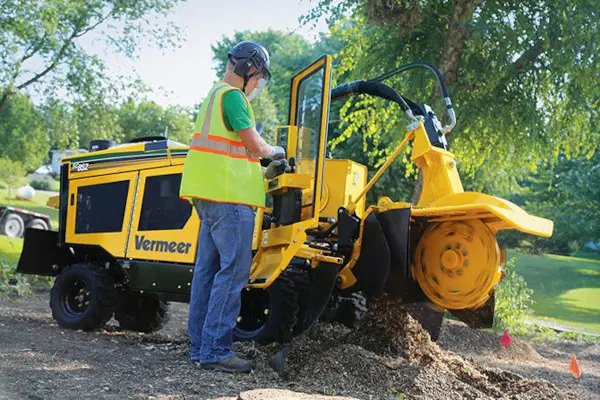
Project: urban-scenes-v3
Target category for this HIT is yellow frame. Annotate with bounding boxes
[248,55,333,288]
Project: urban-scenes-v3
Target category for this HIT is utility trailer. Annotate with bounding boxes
[0,206,51,238]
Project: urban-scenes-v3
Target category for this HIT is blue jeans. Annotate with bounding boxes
[188,199,255,363]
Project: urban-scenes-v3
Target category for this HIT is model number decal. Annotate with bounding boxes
[71,162,89,172]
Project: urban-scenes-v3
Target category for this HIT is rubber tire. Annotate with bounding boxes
[50,264,117,331]
[2,213,25,238]
[115,293,169,333]
[233,268,302,344]
[321,292,368,328]
[27,218,49,231]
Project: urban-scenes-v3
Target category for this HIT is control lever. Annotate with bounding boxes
[288,157,296,173]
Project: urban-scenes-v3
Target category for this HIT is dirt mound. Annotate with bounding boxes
[439,319,544,363]
[267,295,575,400]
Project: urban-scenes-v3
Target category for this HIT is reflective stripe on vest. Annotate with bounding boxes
[189,84,258,162]
[179,82,265,208]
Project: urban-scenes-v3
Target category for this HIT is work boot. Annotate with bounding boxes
[200,355,252,373]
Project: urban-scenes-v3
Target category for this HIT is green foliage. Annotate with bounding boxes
[0,93,49,170]
[251,88,279,144]
[39,98,124,150]
[0,158,26,201]
[0,260,52,299]
[498,152,600,255]
[526,323,600,344]
[29,176,59,192]
[211,29,345,124]
[117,98,194,144]
[304,0,600,195]
[386,388,407,400]
[28,179,51,191]
[0,261,31,298]
[494,258,535,334]
[0,0,184,116]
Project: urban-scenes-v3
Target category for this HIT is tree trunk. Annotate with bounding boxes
[412,0,482,206]
[0,90,12,119]
[440,0,483,88]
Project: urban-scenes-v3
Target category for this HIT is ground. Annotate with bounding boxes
[0,292,598,400]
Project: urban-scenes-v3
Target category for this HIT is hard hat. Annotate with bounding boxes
[228,40,271,83]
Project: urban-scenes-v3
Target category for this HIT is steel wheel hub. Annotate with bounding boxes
[412,220,502,310]
[62,280,90,315]
[5,220,21,237]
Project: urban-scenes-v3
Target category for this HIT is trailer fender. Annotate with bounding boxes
[412,191,553,237]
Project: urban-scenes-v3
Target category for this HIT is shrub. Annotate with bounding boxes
[0,261,52,298]
[29,175,60,191]
[0,262,32,298]
[494,257,534,334]
[29,178,52,191]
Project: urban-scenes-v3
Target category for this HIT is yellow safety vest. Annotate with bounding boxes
[180,82,265,207]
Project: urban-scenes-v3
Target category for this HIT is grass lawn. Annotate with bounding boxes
[0,235,23,266]
[0,188,59,228]
[510,250,600,334]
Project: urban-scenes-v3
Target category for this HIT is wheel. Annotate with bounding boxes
[412,220,501,310]
[321,292,368,328]
[50,264,117,331]
[27,218,49,231]
[2,213,25,238]
[233,268,304,344]
[402,302,445,341]
[115,292,169,333]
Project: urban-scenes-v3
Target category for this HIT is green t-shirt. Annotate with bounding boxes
[221,89,254,132]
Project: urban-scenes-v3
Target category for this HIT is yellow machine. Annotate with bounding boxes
[16,56,552,339]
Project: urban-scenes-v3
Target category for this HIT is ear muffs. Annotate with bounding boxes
[233,58,253,80]
[232,50,260,92]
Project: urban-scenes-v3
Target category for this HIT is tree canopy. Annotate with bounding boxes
[0,0,184,117]
[304,0,600,194]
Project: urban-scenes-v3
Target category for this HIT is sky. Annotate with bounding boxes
[94,0,330,108]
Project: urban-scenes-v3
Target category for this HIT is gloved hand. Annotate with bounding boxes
[265,159,290,180]
[270,145,286,160]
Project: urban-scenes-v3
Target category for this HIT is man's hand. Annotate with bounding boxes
[270,145,286,160]
[238,127,285,159]
[265,159,289,179]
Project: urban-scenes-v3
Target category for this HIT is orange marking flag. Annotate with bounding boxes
[499,330,512,347]
[569,354,581,379]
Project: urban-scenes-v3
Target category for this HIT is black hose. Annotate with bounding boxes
[370,62,449,99]
[331,80,414,113]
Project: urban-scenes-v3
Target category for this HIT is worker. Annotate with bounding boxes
[179,40,285,373]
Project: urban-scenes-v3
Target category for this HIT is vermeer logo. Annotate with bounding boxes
[134,235,192,254]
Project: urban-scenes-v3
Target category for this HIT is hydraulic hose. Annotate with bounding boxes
[370,62,456,133]
[331,80,418,122]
